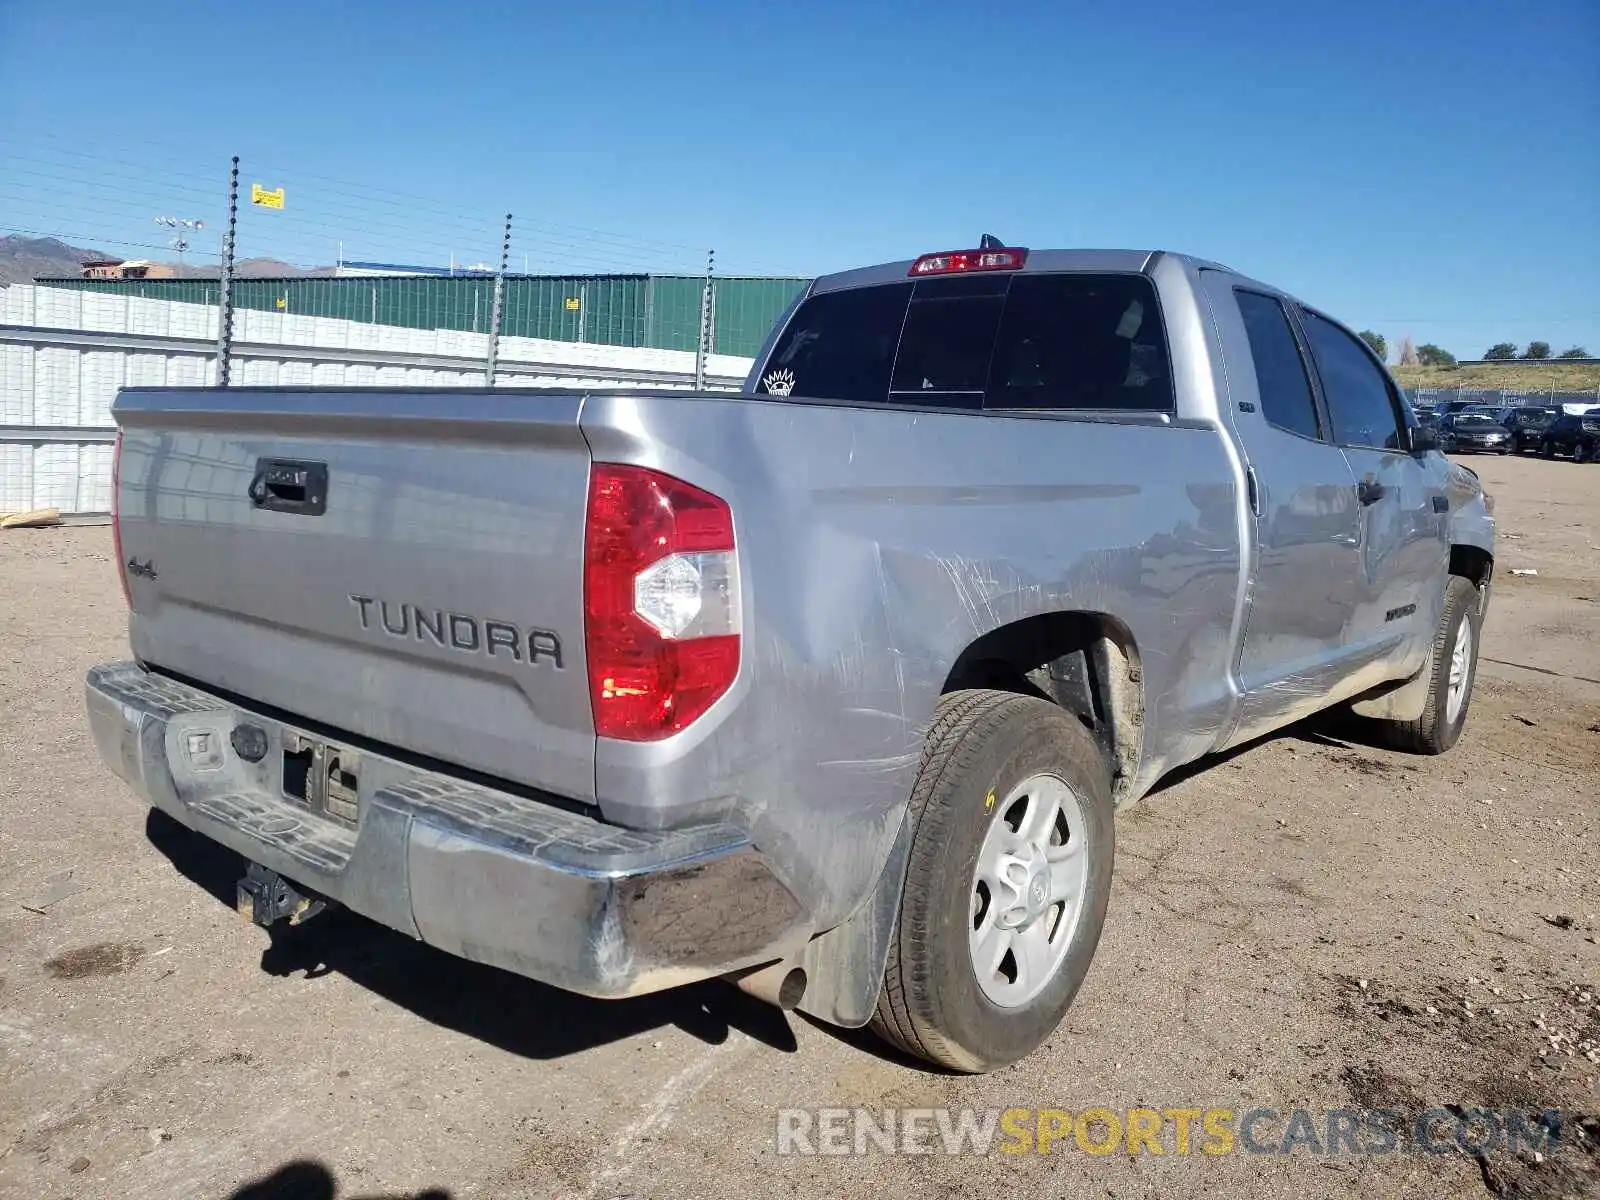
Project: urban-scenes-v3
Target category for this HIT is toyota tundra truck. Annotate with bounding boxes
[85,245,1495,1072]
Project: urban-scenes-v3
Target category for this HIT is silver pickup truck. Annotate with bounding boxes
[86,246,1494,1072]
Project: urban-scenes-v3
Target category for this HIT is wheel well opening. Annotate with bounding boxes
[1450,544,1493,590]
[943,612,1144,801]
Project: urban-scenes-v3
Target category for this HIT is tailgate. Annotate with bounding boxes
[113,388,596,802]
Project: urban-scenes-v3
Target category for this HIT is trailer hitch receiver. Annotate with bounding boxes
[236,861,327,927]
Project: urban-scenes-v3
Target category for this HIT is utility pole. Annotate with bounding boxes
[214,156,239,387]
[694,248,715,391]
[485,212,512,386]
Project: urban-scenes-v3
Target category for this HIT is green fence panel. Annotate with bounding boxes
[34,273,812,356]
[644,276,705,353]
[713,276,808,358]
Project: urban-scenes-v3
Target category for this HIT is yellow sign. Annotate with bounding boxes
[250,183,285,210]
[564,296,581,311]
[274,297,287,310]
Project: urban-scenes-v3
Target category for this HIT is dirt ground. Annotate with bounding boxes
[1,453,1596,1200]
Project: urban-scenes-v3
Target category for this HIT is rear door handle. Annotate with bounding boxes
[1355,479,1386,506]
[249,458,329,515]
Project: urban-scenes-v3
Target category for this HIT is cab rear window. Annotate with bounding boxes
[754,273,1173,412]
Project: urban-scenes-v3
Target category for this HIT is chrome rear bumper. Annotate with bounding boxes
[85,662,809,998]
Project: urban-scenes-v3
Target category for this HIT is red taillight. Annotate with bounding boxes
[909,247,1029,277]
[111,429,130,607]
[584,464,740,741]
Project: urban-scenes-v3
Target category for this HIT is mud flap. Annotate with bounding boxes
[791,807,915,1029]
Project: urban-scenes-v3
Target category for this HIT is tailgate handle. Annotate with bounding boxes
[249,459,328,515]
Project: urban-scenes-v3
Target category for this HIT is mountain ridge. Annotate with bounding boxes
[0,235,335,283]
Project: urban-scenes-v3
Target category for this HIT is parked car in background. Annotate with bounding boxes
[1439,412,1512,454]
[1504,406,1563,454]
[1538,411,1600,462]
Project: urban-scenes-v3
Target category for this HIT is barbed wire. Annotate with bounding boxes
[0,139,802,277]
[13,131,784,268]
[0,223,221,259]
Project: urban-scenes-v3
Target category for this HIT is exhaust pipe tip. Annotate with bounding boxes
[732,962,807,1010]
[774,966,807,1010]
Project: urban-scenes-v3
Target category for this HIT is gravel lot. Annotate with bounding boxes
[1,453,1596,1200]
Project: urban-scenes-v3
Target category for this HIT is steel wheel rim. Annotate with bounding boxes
[968,772,1088,1008]
[1445,616,1473,725]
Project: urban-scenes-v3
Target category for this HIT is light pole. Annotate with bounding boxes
[154,216,206,275]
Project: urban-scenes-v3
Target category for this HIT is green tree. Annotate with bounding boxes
[1483,343,1518,360]
[1358,330,1387,361]
[1522,341,1552,360]
[1417,344,1457,368]
[1557,346,1591,359]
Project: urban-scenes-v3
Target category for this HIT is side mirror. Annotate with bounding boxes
[1406,424,1439,454]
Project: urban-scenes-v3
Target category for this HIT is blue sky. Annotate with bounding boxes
[2,0,1596,360]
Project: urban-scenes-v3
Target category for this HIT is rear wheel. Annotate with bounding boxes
[871,690,1114,1072]
[1375,576,1482,754]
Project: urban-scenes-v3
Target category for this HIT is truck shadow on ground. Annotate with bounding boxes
[1145,707,1401,797]
[226,1159,451,1199]
[141,708,1401,1075]
[143,811,800,1062]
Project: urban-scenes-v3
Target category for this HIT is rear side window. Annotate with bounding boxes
[755,273,1173,412]
[754,283,911,404]
[1235,290,1321,440]
[1302,311,1405,450]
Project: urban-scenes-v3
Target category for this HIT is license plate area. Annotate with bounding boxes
[282,734,361,827]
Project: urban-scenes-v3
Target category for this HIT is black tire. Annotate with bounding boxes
[1540,439,1556,459]
[1376,576,1483,754]
[870,689,1114,1072]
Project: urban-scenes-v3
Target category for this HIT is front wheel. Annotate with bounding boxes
[1376,576,1483,754]
[871,690,1114,1073]
[1541,439,1556,459]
